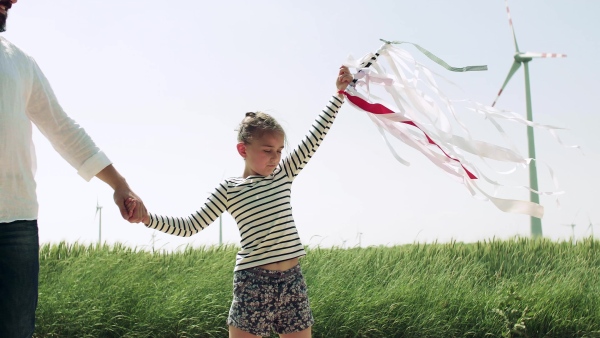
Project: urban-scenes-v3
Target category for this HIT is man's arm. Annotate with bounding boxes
[25,57,146,223]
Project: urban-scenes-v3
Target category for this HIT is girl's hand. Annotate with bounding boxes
[336,65,354,92]
[125,198,150,224]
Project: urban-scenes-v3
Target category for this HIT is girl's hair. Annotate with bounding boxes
[237,112,286,143]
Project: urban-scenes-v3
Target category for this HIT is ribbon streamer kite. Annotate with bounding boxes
[341,40,568,219]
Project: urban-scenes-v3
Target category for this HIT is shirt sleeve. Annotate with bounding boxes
[145,180,229,237]
[25,58,111,181]
[281,93,344,179]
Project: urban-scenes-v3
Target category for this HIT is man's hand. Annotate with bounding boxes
[125,198,150,224]
[95,164,147,223]
[113,187,147,223]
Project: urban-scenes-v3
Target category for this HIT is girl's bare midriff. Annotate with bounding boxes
[258,257,299,271]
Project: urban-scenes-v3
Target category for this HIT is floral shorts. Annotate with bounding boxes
[226,264,314,336]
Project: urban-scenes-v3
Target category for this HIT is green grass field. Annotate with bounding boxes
[34,238,600,338]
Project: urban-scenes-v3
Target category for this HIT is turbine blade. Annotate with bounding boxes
[521,52,567,58]
[505,0,520,52]
[491,61,521,107]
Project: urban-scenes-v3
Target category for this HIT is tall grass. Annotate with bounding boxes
[35,238,600,337]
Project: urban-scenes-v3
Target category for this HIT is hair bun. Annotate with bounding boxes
[237,111,285,143]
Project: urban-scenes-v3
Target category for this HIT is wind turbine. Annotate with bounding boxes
[562,223,576,246]
[586,214,597,239]
[206,189,224,246]
[95,199,103,244]
[562,208,580,246]
[215,170,226,246]
[491,0,567,239]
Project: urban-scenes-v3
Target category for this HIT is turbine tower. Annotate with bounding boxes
[491,0,566,238]
[95,199,103,244]
[562,223,576,246]
[587,214,597,239]
[562,208,580,245]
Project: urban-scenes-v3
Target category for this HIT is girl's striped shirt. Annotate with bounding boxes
[146,94,344,270]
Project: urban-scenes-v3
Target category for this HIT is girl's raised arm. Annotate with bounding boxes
[281,66,352,179]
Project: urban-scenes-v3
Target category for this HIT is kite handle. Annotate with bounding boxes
[350,41,390,88]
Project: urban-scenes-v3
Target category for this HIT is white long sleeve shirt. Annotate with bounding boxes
[0,36,111,223]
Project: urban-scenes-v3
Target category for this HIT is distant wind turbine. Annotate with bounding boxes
[95,199,103,244]
[562,223,576,246]
[491,0,567,239]
[586,214,598,239]
[562,208,580,246]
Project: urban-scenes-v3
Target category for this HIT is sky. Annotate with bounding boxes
[3,0,600,250]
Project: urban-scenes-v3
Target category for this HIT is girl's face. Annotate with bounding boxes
[237,131,284,178]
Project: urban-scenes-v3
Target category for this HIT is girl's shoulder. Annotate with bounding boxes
[225,176,262,188]
[226,169,287,188]
[226,176,245,185]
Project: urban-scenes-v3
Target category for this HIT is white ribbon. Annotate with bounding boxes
[344,42,574,218]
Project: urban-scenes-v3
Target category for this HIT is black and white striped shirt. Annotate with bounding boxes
[146,94,344,270]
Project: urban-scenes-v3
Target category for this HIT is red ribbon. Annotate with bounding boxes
[340,90,477,179]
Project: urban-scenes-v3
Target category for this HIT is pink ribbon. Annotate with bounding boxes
[340,90,478,180]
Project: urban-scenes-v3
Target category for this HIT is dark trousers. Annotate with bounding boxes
[0,220,39,338]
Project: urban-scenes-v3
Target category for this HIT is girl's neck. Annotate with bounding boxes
[242,168,261,178]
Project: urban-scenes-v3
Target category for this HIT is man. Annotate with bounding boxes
[0,1,146,336]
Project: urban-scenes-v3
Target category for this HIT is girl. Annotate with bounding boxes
[128,66,353,338]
